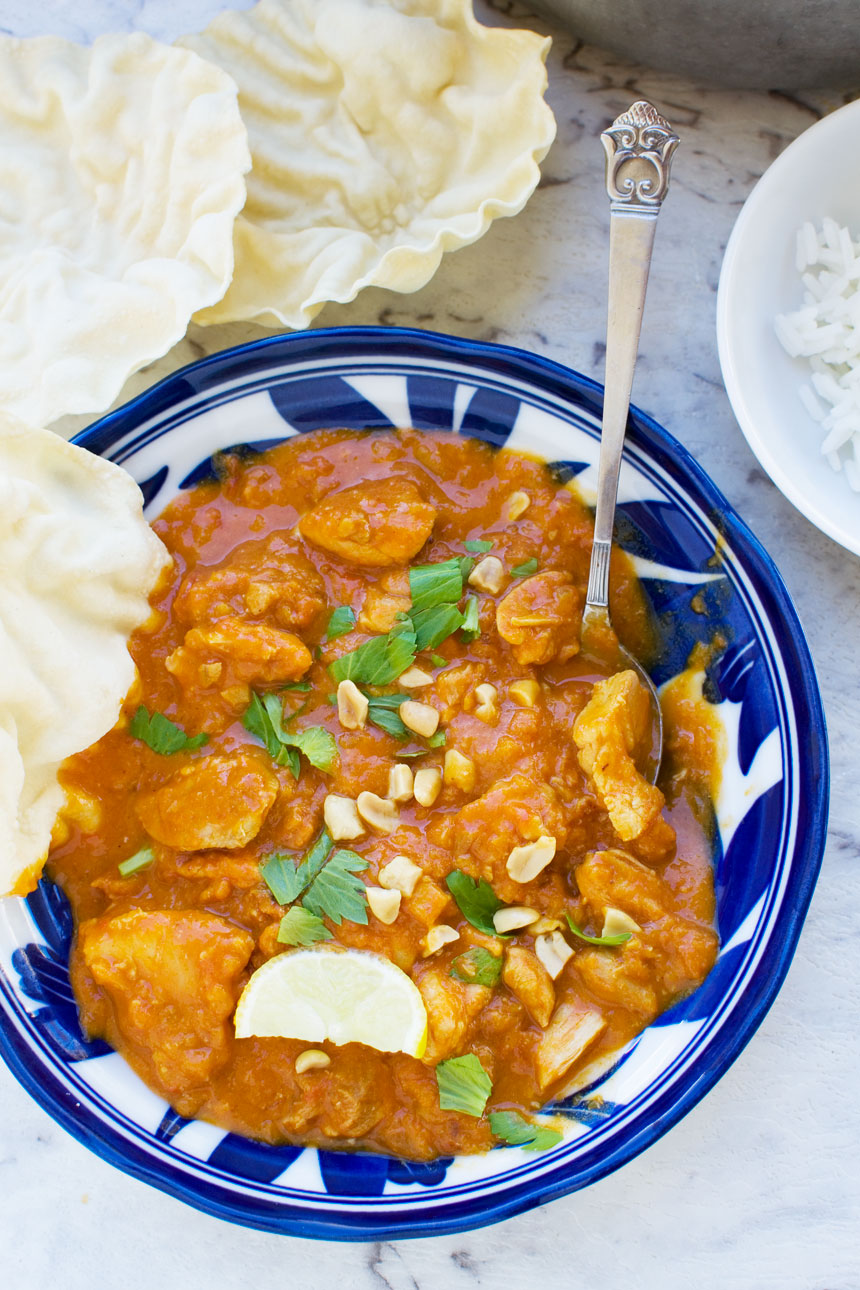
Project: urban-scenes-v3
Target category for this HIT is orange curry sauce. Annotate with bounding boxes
[49,428,718,1160]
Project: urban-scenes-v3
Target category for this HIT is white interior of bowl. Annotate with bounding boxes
[717,98,860,556]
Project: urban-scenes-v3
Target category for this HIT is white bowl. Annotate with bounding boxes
[717,97,860,556]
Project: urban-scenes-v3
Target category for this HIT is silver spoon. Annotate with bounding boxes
[580,101,679,783]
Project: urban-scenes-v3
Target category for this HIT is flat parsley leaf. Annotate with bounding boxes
[436,1053,493,1117]
[261,832,368,928]
[564,912,632,947]
[365,692,411,739]
[326,605,356,640]
[243,692,336,776]
[301,848,369,925]
[329,618,417,686]
[409,558,464,614]
[489,1110,562,1152]
[130,706,208,755]
[450,946,502,987]
[464,539,493,554]
[410,603,465,651]
[511,557,539,579]
[446,870,505,937]
[277,906,333,946]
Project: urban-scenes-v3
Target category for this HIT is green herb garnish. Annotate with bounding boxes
[365,692,411,739]
[281,680,311,692]
[243,692,336,777]
[326,605,356,640]
[410,603,465,651]
[429,652,447,668]
[489,1110,562,1152]
[464,539,493,554]
[262,830,369,928]
[261,831,333,904]
[450,947,503,987]
[446,870,505,937]
[564,912,633,947]
[118,845,154,877]
[436,1053,493,1117]
[409,558,465,614]
[130,706,208,755]
[511,557,539,579]
[459,594,480,642]
[427,730,447,748]
[277,906,333,946]
[329,618,417,686]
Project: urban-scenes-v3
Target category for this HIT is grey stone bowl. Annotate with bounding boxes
[532,0,860,89]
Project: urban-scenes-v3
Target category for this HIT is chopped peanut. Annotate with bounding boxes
[493,905,539,934]
[220,683,251,711]
[378,854,423,897]
[530,916,563,935]
[422,924,460,956]
[398,666,434,688]
[323,794,365,841]
[387,763,414,802]
[506,490,531,521]
[400,700,440,738]
[534,930,574,980]
[367,886,402,924]
[295,1049,331,1074]
[506,835,557,883]
[337,678,368,730]
[602,906,642,937]
[413,767,443,807]
[509,679,540,707]
[468,555,507,595]
[356,791,399,833]
[443,749,476,792]
[474,682,499,725]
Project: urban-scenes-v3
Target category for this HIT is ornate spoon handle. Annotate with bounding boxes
[585,101,679,613]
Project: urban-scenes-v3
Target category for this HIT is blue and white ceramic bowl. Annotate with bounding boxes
[0,328,828,1239]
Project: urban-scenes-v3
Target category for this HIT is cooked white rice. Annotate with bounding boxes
[774,217,860,490]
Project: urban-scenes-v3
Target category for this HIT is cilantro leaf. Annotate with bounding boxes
[277,906,333,946]
[326,605,356,640]
[118,845,154,877]
[281,680,311,692]
[130,706,208,755]
[564,912,632,947]
[302,848,369,925]
[410,603,465,651]
[409,558,464,614]
[427,730,447,748]
[243,692,336,775]
[450,947,502,987]
[511,557,539,579]
[459,594,480,642]
[489,1110,562,1152]
[446,870,505,936]
[429,652,447,668]
[365,692,411,739]
[464,539,493,554]
[436,1053,493,1117]
[329,617,417,685]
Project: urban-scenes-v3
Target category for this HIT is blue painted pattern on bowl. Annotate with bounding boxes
[0,328,828,1239]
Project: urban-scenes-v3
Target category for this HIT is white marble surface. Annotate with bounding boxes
[1,2,859,1286]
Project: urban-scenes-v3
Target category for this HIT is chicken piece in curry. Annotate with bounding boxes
[50,428,719,1160]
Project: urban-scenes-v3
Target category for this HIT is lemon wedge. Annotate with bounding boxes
[233,947,428,1058]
